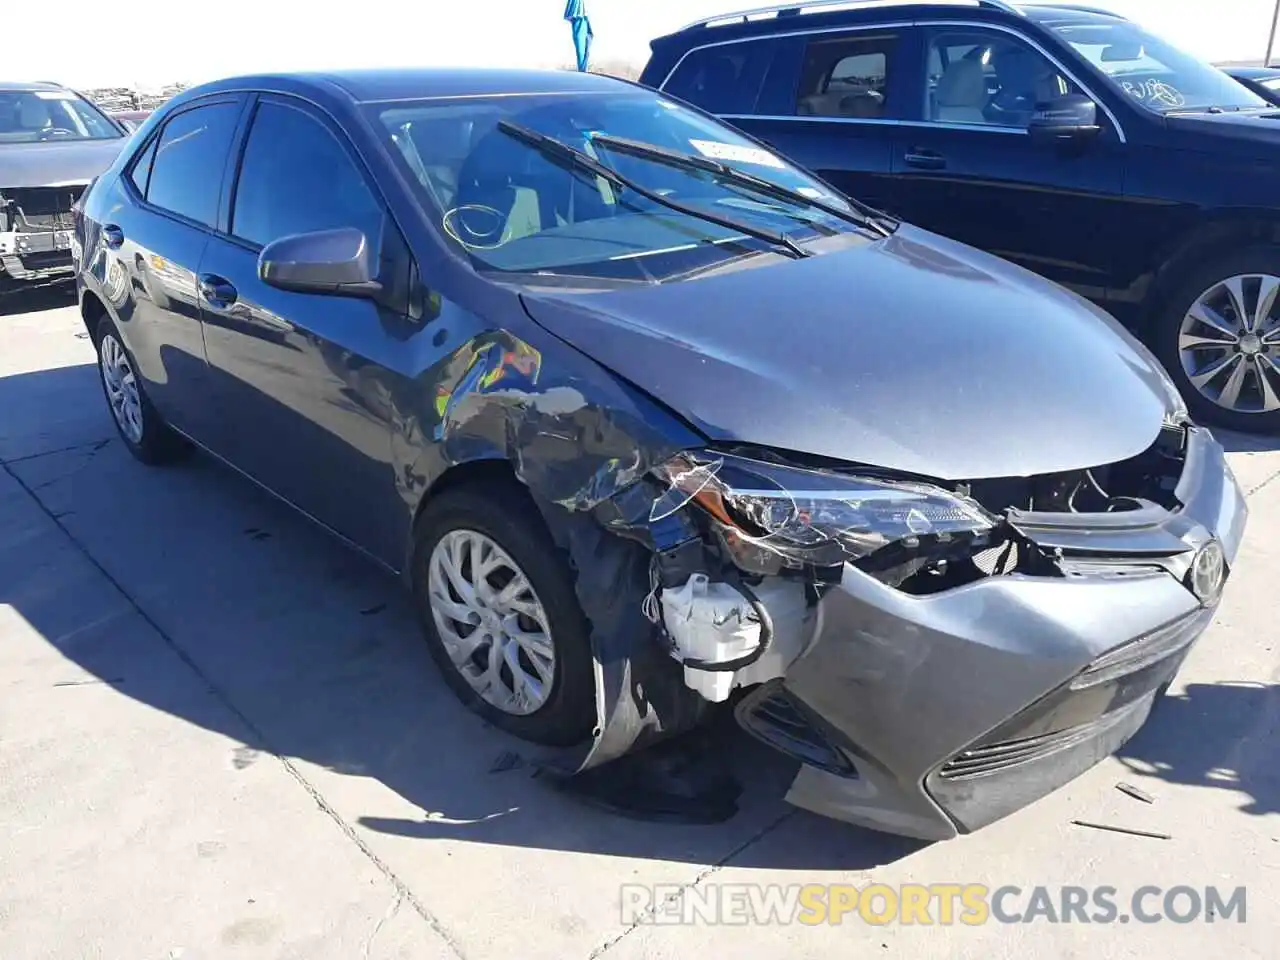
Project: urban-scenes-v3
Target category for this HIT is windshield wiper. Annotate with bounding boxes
[496,120,810,259]
[589,133,893,238]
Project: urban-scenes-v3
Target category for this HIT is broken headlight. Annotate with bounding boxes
[651,451,997,571]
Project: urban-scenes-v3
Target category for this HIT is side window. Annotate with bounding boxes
[663,43,774,115]
[796,33,898,119]
[127,136,158,196]
[231,101,384,249]
[926,30,1079,128]
[145,102,241,227]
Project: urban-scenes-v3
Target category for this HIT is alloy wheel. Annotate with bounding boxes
[1178,273,1280,414]
[426,529,557,716]
[99,332,144,444]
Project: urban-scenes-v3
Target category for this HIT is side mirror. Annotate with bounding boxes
[1028,94,1102,146]
[258,227,384,299]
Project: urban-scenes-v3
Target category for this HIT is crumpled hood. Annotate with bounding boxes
[520,225,1175,481]
[0,138,125,189]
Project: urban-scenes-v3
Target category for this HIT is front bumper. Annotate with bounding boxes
[0,230,75,282]
[746,426,1246,840]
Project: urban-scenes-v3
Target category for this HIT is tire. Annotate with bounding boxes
[1153,245,1280,433]
[411,481,596,746]
[94,317,190,464]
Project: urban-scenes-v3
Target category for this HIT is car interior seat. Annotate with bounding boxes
[18,98,52,132]
[934,59,988,123]
[989,46,1071,125]
[452,126,613,247]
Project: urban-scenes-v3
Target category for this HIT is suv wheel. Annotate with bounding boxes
[95,317,190,464]
[411,482,596,747]
[1156,246,1280,433]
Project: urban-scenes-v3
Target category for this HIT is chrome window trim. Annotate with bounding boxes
[659,20,912,90]
[721,113,1031,134]
[659,16,1127,144]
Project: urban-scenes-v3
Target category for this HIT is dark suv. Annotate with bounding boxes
[642,0,1280,432]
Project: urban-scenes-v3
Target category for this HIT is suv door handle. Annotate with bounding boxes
[102,224,124,249]
[198,273,238,308]
[903,149,946,171]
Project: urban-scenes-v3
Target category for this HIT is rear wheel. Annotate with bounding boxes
[1155,246,1280,433]
[95,317,189,464]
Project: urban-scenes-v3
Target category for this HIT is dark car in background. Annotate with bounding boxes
[642,0,1280,432]
[0,81,127,292]
[1222,65,1280,105]
[74,66,1244,840]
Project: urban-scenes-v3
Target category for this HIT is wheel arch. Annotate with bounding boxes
[1143,210,1280,333]
[79,288,108,343]
[404,457,526,573]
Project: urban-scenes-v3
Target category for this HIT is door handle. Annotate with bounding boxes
[903,149,946,171]
[198,273,238,308]
[102,224,124,249]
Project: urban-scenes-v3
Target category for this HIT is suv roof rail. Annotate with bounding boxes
[1035,3,1125,16]
[678,0,1023,32]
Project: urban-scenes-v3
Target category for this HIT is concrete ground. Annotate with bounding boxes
[2,283,1277,959]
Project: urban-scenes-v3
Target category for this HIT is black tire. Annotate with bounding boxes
[1153,245,1280,434]
[411,481,596,746]
[94,316,190,464]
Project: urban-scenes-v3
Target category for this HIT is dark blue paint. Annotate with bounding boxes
[640,3,1280,333]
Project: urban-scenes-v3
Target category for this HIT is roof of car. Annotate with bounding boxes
[189,67,627,105]
[0,80,69,92]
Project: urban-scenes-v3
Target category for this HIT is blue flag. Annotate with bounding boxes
[564,0,593,72]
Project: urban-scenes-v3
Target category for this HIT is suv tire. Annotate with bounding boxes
[1155,245,1280,434]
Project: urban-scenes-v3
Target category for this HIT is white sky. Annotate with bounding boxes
[8,0,1277,89]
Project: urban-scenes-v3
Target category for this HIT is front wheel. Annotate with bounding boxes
[1154,246,1280,433]
[411,482,597,746]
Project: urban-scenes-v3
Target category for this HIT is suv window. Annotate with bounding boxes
[663,44,774,114]
[796,33,898,119]
[231,100,384,249]
[144,102,241,227]
[925,29,1079,129]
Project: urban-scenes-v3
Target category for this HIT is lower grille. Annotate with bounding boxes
[937,719,1108,780]
[735,682,858,778]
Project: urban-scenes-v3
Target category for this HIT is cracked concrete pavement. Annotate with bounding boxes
[2,286,1278,959]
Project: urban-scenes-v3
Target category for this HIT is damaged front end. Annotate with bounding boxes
[0,184,84,283]
[567,417,1245,838]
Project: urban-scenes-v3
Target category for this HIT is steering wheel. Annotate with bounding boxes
[38,128,75,141]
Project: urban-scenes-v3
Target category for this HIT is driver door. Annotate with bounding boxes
[888,25,1128,300]
[197,94,411,565]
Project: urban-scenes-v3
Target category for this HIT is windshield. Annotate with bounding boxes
[1052,21,1268,113]
[372,89,872,282]
[0,89,122,143]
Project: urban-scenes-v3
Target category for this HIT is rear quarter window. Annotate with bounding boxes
[662,42,775,114]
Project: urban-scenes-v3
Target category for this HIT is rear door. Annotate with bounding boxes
[661,27,913,215]
[102,96,244,441]
[197,94,412,565]
[887,23,1128,299]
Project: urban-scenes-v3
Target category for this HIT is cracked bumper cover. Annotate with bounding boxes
[758,426,1246,840]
